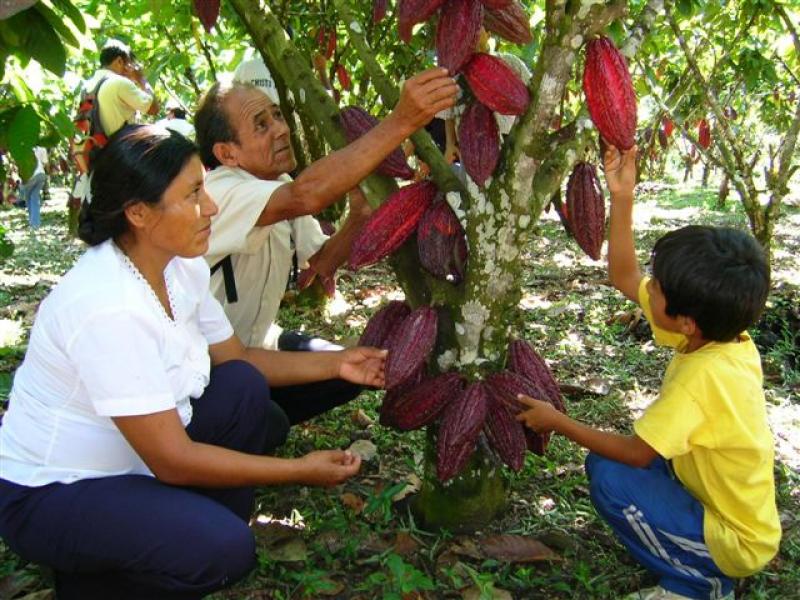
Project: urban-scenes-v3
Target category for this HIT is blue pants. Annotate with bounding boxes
[0,360,284,599]
[586,453,734,600]
[19,172,46,230]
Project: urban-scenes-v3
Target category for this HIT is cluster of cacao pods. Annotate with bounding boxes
[397,0,532,187]
[350,180,468,285]
[362,304,565,482]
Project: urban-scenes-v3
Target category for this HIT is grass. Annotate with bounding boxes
[0,179,798,599]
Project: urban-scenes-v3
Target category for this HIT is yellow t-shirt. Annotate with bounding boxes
[633,278,780,577]
[94,69,153,136]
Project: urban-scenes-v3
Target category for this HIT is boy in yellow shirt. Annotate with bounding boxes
[517,145,781,600]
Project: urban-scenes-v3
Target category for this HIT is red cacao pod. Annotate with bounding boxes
[658,127,668,149]
[359,300,411,349]
[437,0,483,74]
[340,107,415,180]
[480,0,513,8]
[484,395,526,470]
[380,364,425,427]
[194,0,220,32]
[373,0,388,23]
[392,372,466,430]
[463,53,530,116]
[663,118,674,137]
[482,1,532,45]
[507,340,564,412]
[398,0,446,42]
[336,64,351,90]
[417,200,468,284]
[385,306,439,389]
[484,370,546,414]
[583,37,637,151]
[459,100,500,187]
[565,162,605,260]
[350,181,438,269]
[484,370,552,455]
[698,119,711,149]
[437,382,489,482]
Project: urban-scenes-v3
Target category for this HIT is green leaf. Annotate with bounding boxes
[51,0,86,33]
[34,2,79,48]
[8,104,40,179]
[22,8,67,75]
[51,110,76,138]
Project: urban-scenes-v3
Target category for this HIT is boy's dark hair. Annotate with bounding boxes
[78,125,198,246]
[651,225,769,342]
[99,41,132,67]
[171,107,187,120]
[195,81,244,169]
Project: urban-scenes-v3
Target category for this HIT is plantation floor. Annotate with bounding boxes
[0,179,798,600]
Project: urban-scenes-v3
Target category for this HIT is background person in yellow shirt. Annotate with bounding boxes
[516,144,780,600]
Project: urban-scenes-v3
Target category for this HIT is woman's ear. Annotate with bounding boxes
[123,201,152,231]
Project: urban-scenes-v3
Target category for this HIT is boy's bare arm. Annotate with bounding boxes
[605,144,642,303]
[516,395,659,468]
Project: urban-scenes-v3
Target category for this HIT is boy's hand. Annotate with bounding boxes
[297,450,361,486]
[515,395,561,434]
[603,142,637,198]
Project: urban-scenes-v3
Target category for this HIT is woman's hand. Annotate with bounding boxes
[515,395,561,434]
[297,450,362,486]
[337,346,387,387]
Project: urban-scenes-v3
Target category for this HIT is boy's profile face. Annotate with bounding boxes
[646,278,682,333]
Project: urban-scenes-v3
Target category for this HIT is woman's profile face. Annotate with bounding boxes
[138,155,218,258]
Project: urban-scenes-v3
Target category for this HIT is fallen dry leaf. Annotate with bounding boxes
[341,492,365,514]
[351,408,375,428]
[260,537,307,562]
[479,534,559,563]
[449,537,483,560]
[392,531,420,556]
[461,585,513,600]
[392,473,422,503]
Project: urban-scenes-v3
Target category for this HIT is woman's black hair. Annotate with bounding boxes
[78,125,198,246]
[651,225,769,342]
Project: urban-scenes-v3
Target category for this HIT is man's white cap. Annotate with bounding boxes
[233,56,281,104]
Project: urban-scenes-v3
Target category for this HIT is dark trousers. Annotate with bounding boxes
[0,361,274,599]
[271,330,363,424]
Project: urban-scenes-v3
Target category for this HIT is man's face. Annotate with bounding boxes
[224,87,296,180]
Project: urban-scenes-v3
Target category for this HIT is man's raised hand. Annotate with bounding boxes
[392,68,459,131]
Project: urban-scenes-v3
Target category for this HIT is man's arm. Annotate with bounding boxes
[303,187,371,278]
[605,144,642,302]
[516,395,659,468]
[124,63,160,115]
[257,68,458,226]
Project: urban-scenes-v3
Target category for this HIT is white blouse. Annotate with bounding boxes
[0,240,234,486]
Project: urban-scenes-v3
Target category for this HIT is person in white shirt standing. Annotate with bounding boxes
[156,102,195,140]
[0,125,385,598]
[195,64,457,425]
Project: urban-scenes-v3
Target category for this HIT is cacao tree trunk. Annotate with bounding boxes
[229,0,627,532]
